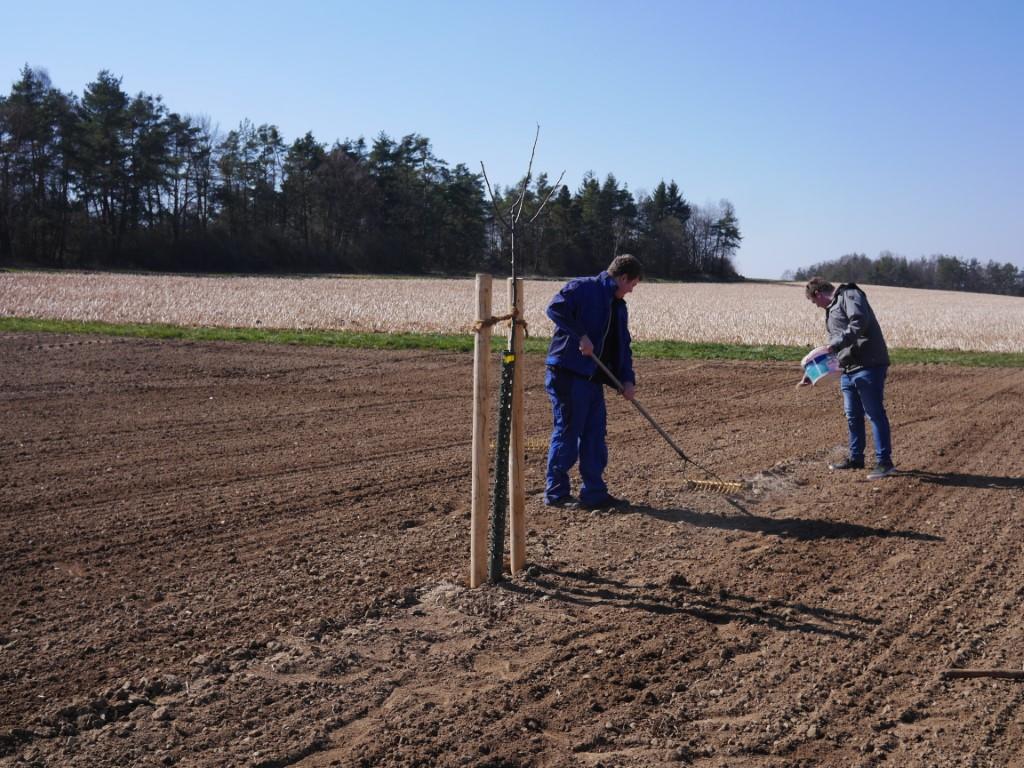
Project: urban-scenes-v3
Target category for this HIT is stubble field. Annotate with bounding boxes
[2,272,1023,351]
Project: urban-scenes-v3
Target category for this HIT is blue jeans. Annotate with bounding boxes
[544,367,608,505]
[840,365,892,464]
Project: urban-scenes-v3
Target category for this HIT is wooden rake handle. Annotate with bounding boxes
[589,355,692,463]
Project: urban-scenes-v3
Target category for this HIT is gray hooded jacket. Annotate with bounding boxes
[825,283,890,372]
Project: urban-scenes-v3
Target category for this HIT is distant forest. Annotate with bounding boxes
[786,252,1023,297]
[0,66,743,279]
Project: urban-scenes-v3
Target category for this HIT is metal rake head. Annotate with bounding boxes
[680,478,750,496]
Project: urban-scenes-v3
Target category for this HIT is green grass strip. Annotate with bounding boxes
[1,316,1021,367]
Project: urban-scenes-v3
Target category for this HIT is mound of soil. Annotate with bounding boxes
[1,333,1022,767]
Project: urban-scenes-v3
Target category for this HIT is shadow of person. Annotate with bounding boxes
[624,503,943,542]
[897,469,1024,490]
[503,565,878,640]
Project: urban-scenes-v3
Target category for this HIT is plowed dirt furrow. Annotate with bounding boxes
[3,433,475,519]
[4,458,471,573]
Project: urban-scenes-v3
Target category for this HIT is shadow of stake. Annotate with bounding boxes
[503,566,878,641]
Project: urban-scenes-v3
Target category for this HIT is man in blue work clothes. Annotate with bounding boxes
[800,276,895,479]
[543,254,643,510]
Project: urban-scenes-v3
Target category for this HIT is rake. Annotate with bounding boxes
[590,356,748,495]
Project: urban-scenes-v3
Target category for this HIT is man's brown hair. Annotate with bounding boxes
[805,276,835,300]
[608,254,643,280]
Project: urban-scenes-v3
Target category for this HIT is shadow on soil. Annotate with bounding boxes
[626,502,943,542]
[505,566,878,641]
[897,469,1024,490]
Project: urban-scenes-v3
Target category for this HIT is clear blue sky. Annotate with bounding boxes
[5,0,1022,278]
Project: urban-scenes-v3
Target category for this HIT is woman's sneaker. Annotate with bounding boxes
[867,462,895,480]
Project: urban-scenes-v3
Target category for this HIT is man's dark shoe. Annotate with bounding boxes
[580,494,630,510]
[828,457,864,470]
[867,462,895,480]
[544,495,577,508]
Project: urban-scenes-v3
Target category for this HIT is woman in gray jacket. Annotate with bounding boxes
[801,277,894,479]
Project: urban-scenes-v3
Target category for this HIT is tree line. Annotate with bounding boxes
[1,66,742,278]
[786,252,1023,297]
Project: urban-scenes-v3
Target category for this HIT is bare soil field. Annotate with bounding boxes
[1,334,1023,768]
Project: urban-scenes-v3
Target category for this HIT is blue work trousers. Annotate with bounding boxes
[544,367,608,505]
[840,365,892,464]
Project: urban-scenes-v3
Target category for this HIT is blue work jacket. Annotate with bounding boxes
[544,271,635,385]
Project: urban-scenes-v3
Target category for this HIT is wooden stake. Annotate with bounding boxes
[508,278,526,574]
[941,669,1024,680]
[470,274,492,588]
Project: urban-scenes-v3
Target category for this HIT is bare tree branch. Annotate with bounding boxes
[479,161,513,234]
[512,123,541,225]
[529,169,566,224]
[482,125,561,264]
